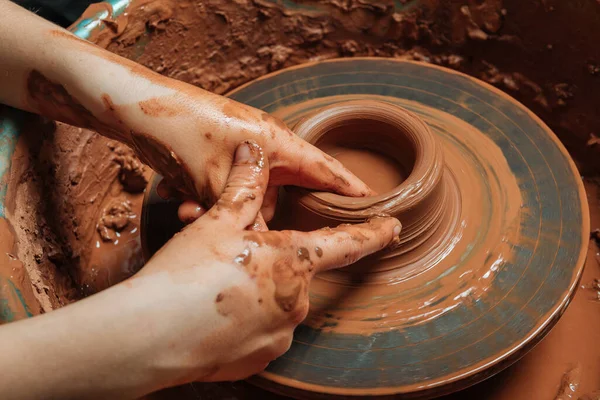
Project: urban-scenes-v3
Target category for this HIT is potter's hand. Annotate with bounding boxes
[0,142,400,400]
[138,141,401,383]
[0,1,372,222]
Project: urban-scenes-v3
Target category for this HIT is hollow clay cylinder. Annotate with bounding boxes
[273,100,447,257]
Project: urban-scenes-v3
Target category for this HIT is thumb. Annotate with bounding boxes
[207,141,270,229]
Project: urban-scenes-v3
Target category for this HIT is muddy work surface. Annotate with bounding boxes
[2,0,600,398]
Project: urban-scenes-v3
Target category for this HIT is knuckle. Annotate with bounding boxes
[290,299,309,325]
[272,332,294,356]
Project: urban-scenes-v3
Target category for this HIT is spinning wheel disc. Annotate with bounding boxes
[142,59,588,398]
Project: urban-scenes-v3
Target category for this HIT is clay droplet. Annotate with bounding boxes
[234,248,252,266]
[315,247,323,257]
[297,247,310,262]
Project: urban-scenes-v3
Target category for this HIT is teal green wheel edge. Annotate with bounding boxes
[225,59,589,398]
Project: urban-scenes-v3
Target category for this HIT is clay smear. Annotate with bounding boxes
[0,218,39,322]
[322,147,405,194]
[270,95,522,335]
[6,119,150,302]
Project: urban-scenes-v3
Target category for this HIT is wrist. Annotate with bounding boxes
[103,273,218,389]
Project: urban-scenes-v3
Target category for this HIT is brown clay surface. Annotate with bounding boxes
[5,116,150,307]
[274,97,520,291]
[1,0,599,398]
[0,217,41,322]
[322,147,405,194]
[144,178,600,399]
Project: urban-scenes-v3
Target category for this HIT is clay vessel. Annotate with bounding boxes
[275,100,447,256]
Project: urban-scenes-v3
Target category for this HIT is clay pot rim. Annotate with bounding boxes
[289,100,444,220]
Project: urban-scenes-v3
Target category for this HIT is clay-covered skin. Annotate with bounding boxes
[2,0,599,397]
[0,138,400,400]
[135,141,401,385]
[1,0,373,228]
[21,52,368,204]
[0,0,375,305]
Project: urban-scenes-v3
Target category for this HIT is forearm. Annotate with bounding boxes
[0,282,157,399]
[0,0,178,142]
[0,0,273,197]
[0,256,244,400]
[0,271,214,400]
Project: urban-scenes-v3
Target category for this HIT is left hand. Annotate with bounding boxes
[145,94,372,223]
[0,2,372,222]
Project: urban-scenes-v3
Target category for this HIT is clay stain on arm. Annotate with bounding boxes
[25,69,132,145]
[138,97,182,117]
[234,248,252,266]
[26,70,105,133]
[48,29,175,88]
[213,286,255,319]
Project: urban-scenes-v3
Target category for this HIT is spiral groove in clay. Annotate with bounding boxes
[285,100,453,258]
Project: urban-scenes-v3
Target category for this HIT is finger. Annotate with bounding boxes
[247,212,268,232]
[178,200,206,224]
[271,138,374,197]
[208,140,269,229]
[260,186,279,222]
[156,178,175,200]
[295,216,401,274]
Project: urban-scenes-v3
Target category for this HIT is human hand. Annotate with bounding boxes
[150,94,373,223]
[0,4,370,223]
[138,141,401,384]
[0,140,399,400]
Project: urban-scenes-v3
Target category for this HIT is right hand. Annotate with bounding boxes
[137,141,401,384]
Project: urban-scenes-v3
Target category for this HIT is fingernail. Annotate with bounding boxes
[156,180,172,200]
[393,224,401,237]
[365,188,377,197]
[235,141,258,164]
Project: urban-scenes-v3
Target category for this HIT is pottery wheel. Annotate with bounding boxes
[141,59,588,398]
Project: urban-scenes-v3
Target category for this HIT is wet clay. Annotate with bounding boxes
[270,97,522,336]
[2,0,599,398]
[144,178,600,400]
[4,116,150,304]
[0,217,40,323]
[320,147,405,194]
[438,179,600,400]
[275,100,453,268]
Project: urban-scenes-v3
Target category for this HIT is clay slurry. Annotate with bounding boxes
[321,146,405,194]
